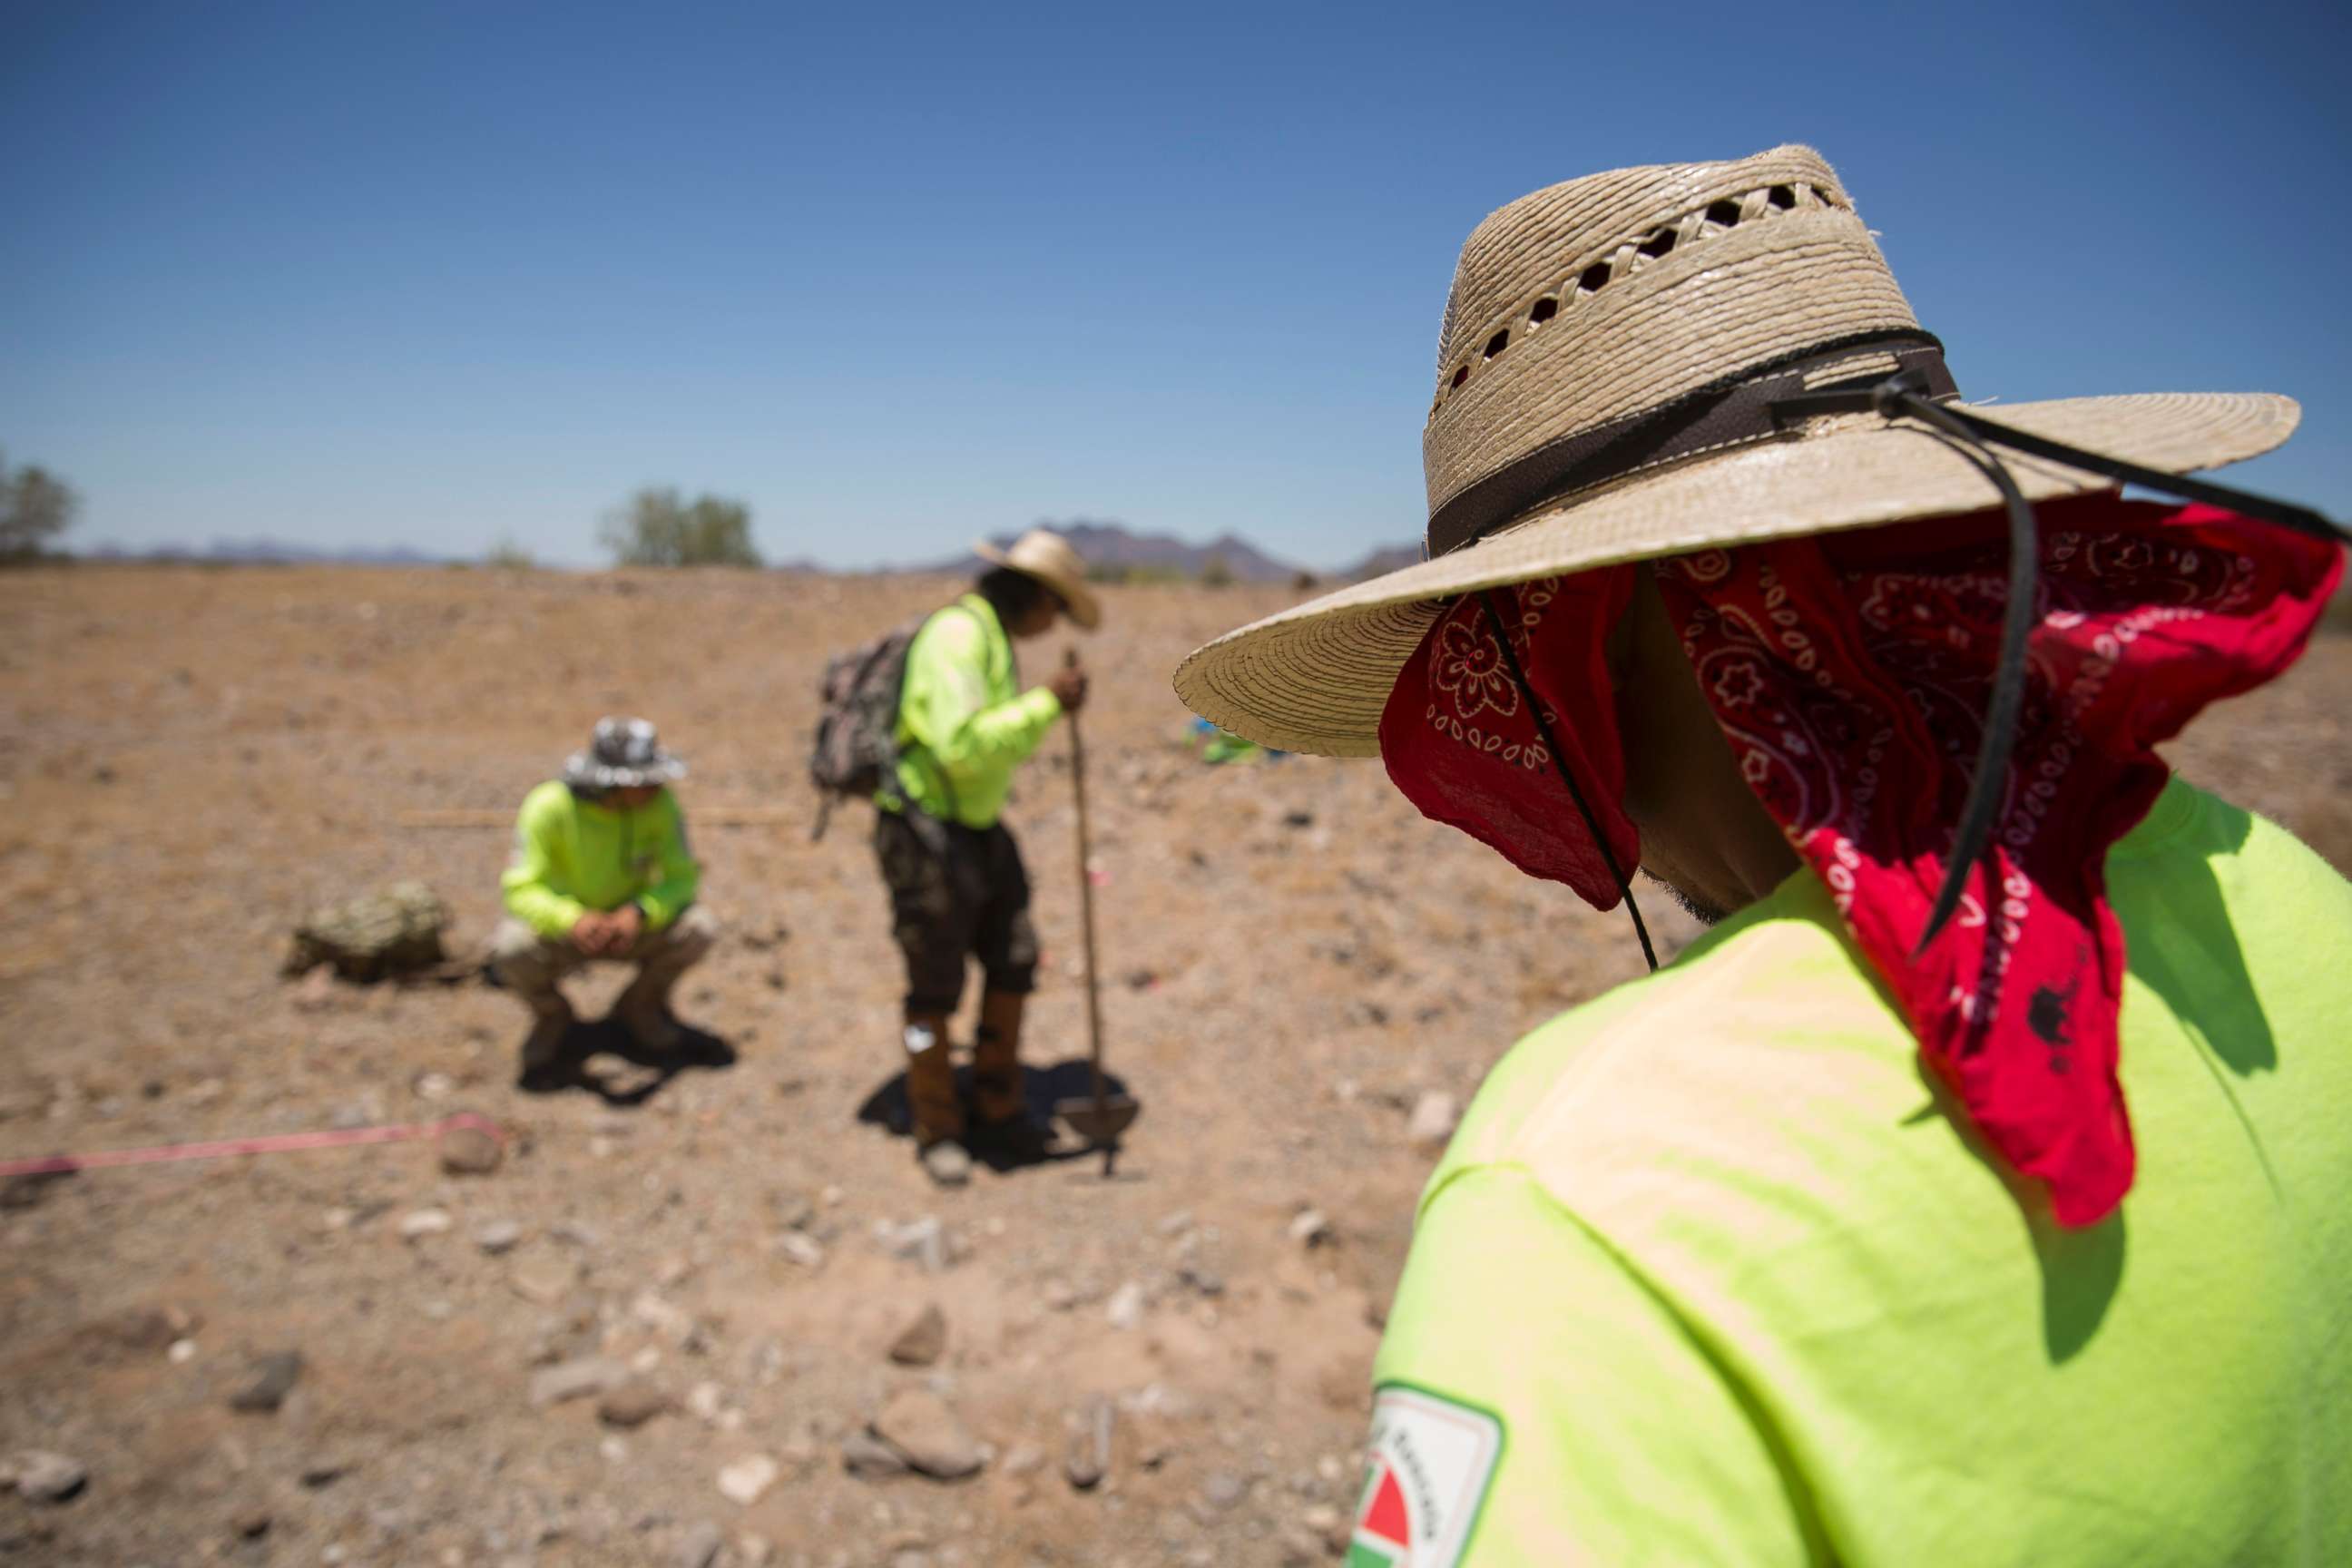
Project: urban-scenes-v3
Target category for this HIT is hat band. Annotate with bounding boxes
[1424,332,1955,560]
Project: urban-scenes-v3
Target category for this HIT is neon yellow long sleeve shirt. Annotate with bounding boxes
[499,780,701,938]
[888,593,1062,828]
[1357,780,2352,1567]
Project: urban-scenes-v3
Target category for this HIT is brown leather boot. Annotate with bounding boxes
[971,990,1028,1124]
[904,1015,968,1184]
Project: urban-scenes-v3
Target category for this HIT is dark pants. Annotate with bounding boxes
[873,808,1040,1016]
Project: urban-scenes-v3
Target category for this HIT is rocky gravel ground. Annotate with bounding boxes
[2,564,2346,1566]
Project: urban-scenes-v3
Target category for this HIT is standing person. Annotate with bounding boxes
[492,718,718,1076]
[878,529,1099,1186]
[1177,147,2351,1564]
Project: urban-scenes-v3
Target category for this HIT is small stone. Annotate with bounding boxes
[1178,1265,1225,1298]
[776,1230,826,1269]
[529,1357,627,1408]
[1407,1090,1461,1150]
[1203,1470,1248,1510]
[399,1209,454,1240]
[291,966,338,1012]
[738,1532,775,1567]
[887,1304,947,1367]
[168,1338,198,1364]
[1156,1210,1195,1237]
[1104,1281,1146,1331]
[475,1220,524,1255]
[882,1215,949,1273]
[232,1505,272,1539]
[415,1072,456,1102]
[717,1454,779,1506]
[510,1255,578,1304]
[685,1380,727,1423]
[1288,1209,1333,1250]
[1302,1503,1346,1537]
[1064,1397,1113,1491]
[301,1459,351,1488]
[1001,1444,1045,1477]
[598,1380,672,1428]
[842,1430,909,1479]
[6,1450,87,1504]
[675,1521,724,1568]
[438,1123,503,1175]
[770,1191,817,1231]
[230,1350,304,1413]
[873,1388,983,1480]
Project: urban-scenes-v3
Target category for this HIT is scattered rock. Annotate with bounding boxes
[437,1122,503,1175]
[842,1430,910,1479]
[230,1350,304,1414]
[290,965,339,1013]
[685,1381,727,1424]
[1156,1210,1195,1237]
[5,1450,87,1504]
[398,1209,454,1241]
[1104,1281,1146,1331]
[509,1254,579,1304]
[1064,1397,1113,1491]
[597,1380,672,1429]
[775,1230,826,1269]
[1001,1444,1045,1477]
[1203,1470,1249,1510]
[232,1505,272,1539]
[887,1303,947,1367]
[769,1191,816,1231]
[739,1533,777,1567]
[1282,808,1316,828]
[300,1459,351,1489]
[1178,1264,1225,1298]
[1288,1209,1333,1250]
[716,1454,779,1506]
[475,1220,524,1255]
[873,1388,983,1480]
[1407,1090,1461,1149]
[675,1520,724,1568]
[880,1216,951,1273]
[529,1357,627,1408]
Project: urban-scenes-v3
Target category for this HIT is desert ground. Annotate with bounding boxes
[2,564,2347,1568]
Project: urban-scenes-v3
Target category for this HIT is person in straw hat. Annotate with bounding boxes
[491,717,718,1077]
[879,528,1098,1185]
[1178,147,2352,1564]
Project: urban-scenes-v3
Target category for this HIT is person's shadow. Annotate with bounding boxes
[856,1058,1138,1172]
[514,1014,738,1106]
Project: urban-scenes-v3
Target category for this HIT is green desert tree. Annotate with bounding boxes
[0,449,79,561]
[599,487,760,567]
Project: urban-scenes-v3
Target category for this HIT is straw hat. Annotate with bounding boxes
[1174,144,2300,757]
[562,716,687,790]
[975,527,1103,630]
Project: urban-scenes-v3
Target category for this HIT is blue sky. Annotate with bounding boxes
[3,0,2346,570]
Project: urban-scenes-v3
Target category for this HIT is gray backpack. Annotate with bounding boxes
[808,604,971,839]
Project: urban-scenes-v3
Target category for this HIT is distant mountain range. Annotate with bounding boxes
[78,525,1425,581]
[85,537,454,566]
[916,521,1308,583]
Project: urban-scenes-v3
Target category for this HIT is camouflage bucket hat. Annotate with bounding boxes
[562,717,687,790]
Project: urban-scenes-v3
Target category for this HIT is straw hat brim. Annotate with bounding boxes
[1176,391,2301,758]
[975,541,1103,630]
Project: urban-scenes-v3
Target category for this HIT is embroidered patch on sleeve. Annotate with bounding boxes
[1349,1384,1504,1567]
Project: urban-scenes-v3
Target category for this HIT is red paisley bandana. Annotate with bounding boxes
[1380,495,2340,1225]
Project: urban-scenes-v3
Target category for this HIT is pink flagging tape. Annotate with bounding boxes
[0,1112,504,1180]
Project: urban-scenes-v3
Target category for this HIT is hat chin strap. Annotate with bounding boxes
[1476,591,1661,973]
[1770,371,2352,952]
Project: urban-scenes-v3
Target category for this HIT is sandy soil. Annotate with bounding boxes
[1,564,2345,1567]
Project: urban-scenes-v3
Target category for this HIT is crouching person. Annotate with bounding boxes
[492,718,717,1074]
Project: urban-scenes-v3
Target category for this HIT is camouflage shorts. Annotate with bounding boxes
[873,809,1038,1014]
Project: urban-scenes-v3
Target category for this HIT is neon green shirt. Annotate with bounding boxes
[889,593,1063,828]
[1363,780,2352,1566]
[500,780,700,938]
